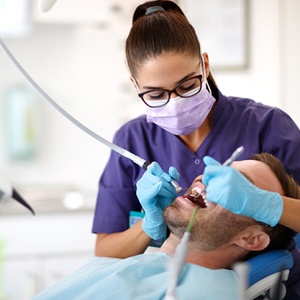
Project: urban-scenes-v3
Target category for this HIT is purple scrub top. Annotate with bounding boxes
[93,89,300,299]
[93,90,300,234]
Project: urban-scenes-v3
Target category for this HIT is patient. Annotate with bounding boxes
[33,153,299,300]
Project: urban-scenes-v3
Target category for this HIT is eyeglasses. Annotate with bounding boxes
[137,74,203,108]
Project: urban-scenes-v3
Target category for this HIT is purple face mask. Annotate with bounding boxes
[146,84,216,135]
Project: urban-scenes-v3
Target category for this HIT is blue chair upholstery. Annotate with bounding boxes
[245,250,294,300]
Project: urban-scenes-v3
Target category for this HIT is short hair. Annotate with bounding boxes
[244,153,299,259]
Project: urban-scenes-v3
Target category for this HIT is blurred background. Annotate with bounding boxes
[0,0,299,299]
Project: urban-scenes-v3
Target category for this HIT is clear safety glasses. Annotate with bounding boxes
[136,74,203,108]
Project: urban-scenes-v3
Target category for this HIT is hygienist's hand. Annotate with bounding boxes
[202,156,283,226]
[136,162,179,240]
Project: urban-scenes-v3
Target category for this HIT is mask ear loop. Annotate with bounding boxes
[132,77,142,93]
[201,54,212,95]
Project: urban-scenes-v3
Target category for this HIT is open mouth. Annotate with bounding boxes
[184,187,207,208]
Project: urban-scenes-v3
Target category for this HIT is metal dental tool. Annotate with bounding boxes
[0,39,182,193]
[222,146,245,167]
[189,146,245,199]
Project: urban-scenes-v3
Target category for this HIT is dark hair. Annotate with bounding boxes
[125,1,201,78]
[245,153,299,259]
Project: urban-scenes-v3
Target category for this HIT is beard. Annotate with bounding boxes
[163,204,189,238]
[164,204,255,252]
[164,209,188,239]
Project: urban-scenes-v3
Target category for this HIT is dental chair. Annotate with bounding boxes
[245,249,294,300]
[146,232,298,299]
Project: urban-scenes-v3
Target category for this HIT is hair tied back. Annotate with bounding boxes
[145,6,165,15]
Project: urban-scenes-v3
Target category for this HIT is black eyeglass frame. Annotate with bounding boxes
[137,74,203,108]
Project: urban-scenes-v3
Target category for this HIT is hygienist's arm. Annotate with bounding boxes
[280,196,300,232]
[95,219,152,258]
[202,156,300,230]
[95,162,179,257]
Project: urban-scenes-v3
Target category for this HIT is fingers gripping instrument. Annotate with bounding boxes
[189,146,245,199]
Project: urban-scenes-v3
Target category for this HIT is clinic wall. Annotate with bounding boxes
[0,24,135,197]
[213,0,300,125]
[0,0,299,199]
[283,0,300,122]
[210,0,281,110]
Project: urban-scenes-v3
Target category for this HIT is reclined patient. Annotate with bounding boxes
[33,153,300,300]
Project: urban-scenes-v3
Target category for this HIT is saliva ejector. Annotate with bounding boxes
[165,146,245,300]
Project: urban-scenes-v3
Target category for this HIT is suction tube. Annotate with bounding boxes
[0,39,182,192]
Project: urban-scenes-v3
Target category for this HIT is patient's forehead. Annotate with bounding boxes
[231,160,284,195]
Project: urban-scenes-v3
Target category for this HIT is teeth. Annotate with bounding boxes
[204,199,211,207]
[192,186,202,193]
[190,186,202,198]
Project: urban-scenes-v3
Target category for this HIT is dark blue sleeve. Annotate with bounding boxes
[92,130,142,234]
[260,108,300,184]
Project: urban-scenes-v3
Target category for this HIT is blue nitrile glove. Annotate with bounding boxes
[136,162,180,240]
[202,156,283,227]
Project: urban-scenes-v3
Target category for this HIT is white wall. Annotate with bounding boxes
[213,1,281,107]
[0,23,138,197]
[282,0,300,122]
[213,0,300,125]
[0,0,299,199]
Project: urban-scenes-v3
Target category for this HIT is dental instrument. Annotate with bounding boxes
[0,177,35,214]
[0,39,182,194]
[165,205,199,300]
[189,146,244,199]
[222,146,245,167]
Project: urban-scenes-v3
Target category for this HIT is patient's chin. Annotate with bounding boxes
[164,207,187,238]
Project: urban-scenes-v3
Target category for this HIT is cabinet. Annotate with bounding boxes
[2,258,37,300]
[2,252,91,299]
[0,211,95,299]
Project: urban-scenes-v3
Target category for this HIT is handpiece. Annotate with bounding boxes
[0,39,183,193]
[142,161,182,193]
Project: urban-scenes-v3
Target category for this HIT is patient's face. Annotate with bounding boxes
[164,159,284,251]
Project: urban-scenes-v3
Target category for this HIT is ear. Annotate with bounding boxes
[233,226,270,251]
[202,52,210,79]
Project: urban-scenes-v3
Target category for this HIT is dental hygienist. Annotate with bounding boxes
[93,0,300,267]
